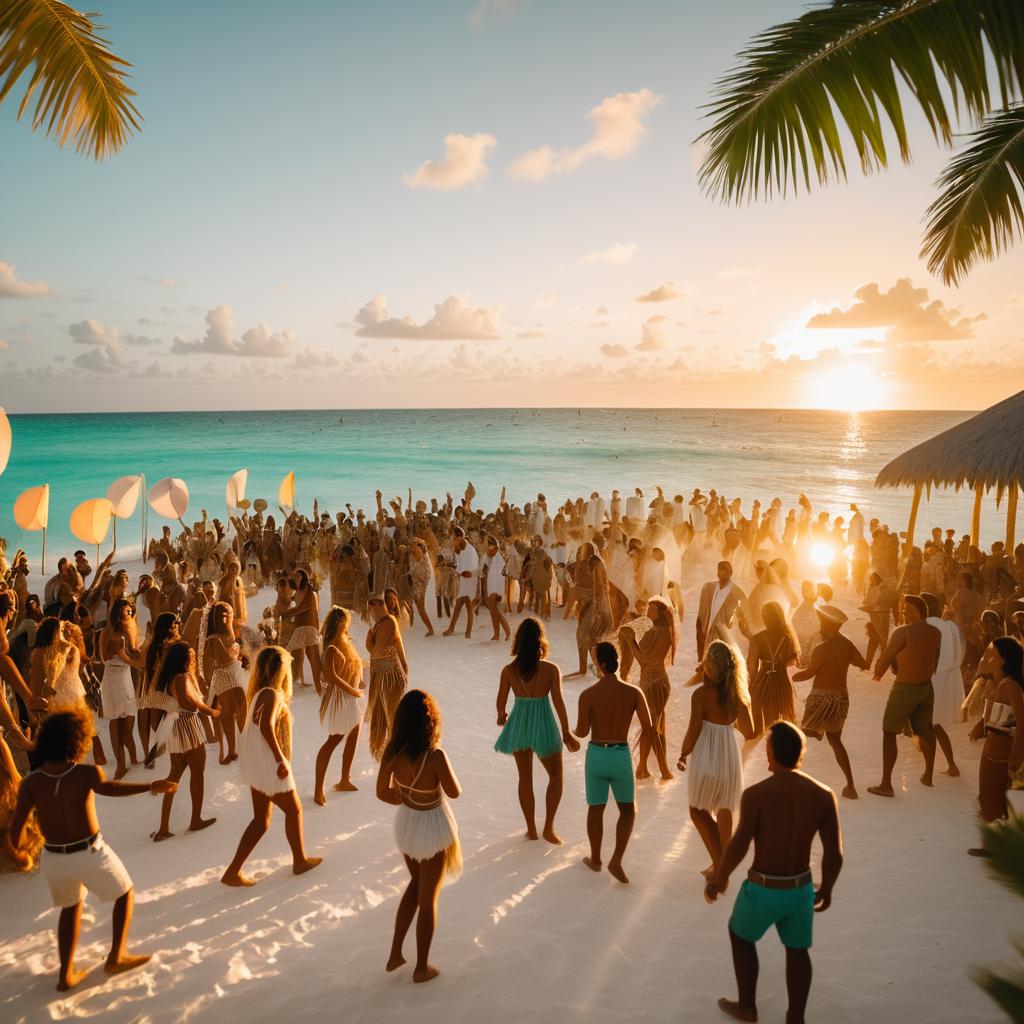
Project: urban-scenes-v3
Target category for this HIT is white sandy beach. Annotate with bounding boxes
[0,559,1015,1024]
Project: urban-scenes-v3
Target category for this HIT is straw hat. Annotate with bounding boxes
[816,605,848,625]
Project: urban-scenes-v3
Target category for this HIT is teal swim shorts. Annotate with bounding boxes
[585,743,635,806]
[729,880,815,950]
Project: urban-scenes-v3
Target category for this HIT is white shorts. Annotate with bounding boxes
[42,836,133,909]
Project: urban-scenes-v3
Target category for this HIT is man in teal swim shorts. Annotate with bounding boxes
[574,642,664,884]
[706,722,843,1024]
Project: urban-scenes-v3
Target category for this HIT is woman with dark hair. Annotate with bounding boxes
[99,598,141,779]
[376,689,461,984]
[365,593,408,761]
[204,601,247,764]
[281,568,322,694]
[972,636,1024,841]
[150,641,220,841]
[495,617,579,843]
[746,600,799,736]
[138,612,180,768]
[221,646,321,886]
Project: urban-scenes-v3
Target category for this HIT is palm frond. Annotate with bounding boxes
[922,105,1024,285]
[698,0,1024,203]
[0,0,141,160]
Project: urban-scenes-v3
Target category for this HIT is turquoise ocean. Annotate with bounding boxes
[0,408,986,563]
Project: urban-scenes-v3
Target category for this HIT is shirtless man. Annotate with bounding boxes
[7,709,176,991]
[706,721,843,1024]
[574,641,659,884]
[792,606,868,799]
[868,593,940,797]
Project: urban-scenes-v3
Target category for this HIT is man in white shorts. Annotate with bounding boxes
[8,709,176,991]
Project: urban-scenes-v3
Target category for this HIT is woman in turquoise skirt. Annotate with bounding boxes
[495,618,579,843]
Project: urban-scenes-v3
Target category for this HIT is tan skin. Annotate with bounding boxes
[483,541,511,641]
[792,616,869,799]
[706,740,843,1024]
[976,643,1024,823]
[204,607,246,764]
[8,756,176,991]
[138,622,180,769]
[409,543,435,637]
[496,659,579,843]
[99,606,142,779]
[151,651,221,841]
[678,664,756,880]
[0,598,36,717]
[574,661,658,884]
[442,535,476,638]
[620,603,674,780]
[313,637,365,805]
[367,604,409,675]
[280,574,322,693]
[376,745,462,984]
[869,605,941,796]
[221,688,322,886]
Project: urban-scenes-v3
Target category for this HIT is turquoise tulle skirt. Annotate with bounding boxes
[495,697,562,759]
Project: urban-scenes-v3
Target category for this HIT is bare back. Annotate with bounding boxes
[22,764,101,845]
[576,674,646,744]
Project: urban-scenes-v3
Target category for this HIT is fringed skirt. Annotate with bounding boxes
[209,661,248,701]
[154,710,206,755]
[287,625,321,651]
[639,667,671,738]
[394,801,462,881]
[101,662,137,720]
[366,657,407,761]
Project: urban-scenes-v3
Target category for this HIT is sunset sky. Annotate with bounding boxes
[1,0,1021,413]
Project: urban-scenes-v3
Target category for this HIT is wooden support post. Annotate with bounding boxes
[971,483,984,547]
[905,483,922,556]
[1007,483,1018,552]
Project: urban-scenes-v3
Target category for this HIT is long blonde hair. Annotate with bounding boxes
[703,640,749,719]
[321,605,363,677]
[246,645,293,758]
[648,595,676,665]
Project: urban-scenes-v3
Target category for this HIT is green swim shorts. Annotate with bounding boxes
[729,879,815,950]
[585,743,635,806]
[882,682,935,739]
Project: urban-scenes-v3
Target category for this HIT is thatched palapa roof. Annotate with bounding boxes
[876,389,1024,495]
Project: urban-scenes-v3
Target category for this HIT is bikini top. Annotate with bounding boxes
[395,752,443,811]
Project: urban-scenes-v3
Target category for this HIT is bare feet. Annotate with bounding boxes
[386,952,407,972]
[717,997,757,1022]
[150,829,173,842]
[221,872,256,887]
[333,780,358,792]
[441,629,454,637]
[143,761,155,770]
[524,827,539,841]
[293,856,323,876]
[701,865,716,880]
[413,965,440,983]
[607,859,630,884]
[113,765,128,781]
[635,766,651,781]
[942,765,960,777]
[425,631,434,638]
[57,968,88,991]
[314,791,327,806]
[94,752,108,767]
[867,784,894,798]
[660,769,673,782]
[542,828,563,845]
[187,817,217,833]
[920,774,934,788]
[582,856,602,872]
[223,753,238,765]
[841,785,859,799]
[104,953,151,977]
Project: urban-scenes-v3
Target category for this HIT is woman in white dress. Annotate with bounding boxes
[150,641,220,841]
[203,602,248,765]
[313,607,365,805]
[98,598,142,779]
[376,689,461,984]
[221,646,322,887]
[677,640,755,881]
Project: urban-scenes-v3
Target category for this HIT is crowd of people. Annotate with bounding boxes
[0,481,1021,1022]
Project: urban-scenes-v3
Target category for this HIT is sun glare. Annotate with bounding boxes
[810,542,834,568]
[809,365,883,411]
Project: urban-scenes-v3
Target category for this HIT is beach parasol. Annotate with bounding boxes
[226,469,248,514]
[107,474,145,554]
[278,471,295,511]
[13,483,49,572]
[148,477,190,529]
[0,407,10,477]
[70,497,113,565]
[876,388,1024,551]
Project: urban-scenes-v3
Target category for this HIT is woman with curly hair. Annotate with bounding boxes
[313,606,365,805]
[203,602,247,765]
[494,617,578,843]
[221,646,321,887]
[376,689,462,984]
[678,640,756,881]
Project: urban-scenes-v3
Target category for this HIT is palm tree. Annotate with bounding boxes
[697,0,1024,285]
[0,0,140,161]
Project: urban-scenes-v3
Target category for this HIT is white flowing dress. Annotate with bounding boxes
[928,616,965,729]
[238,692,295,796]
[688,721,743,814]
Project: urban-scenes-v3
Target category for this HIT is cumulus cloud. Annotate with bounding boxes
[601,343,628,358]
[73,345,129,374]
[291,345,340,370]
[354,294,501,341]
[509,89,661,181]
[0,261,51,298]
[635,315,668,352]
[636,282,683,303]
[169,305,296,358]
[806,278,987,342]
[124,333,161,347]
[69,319,120,349]
[402,133,496,190]
[581,242,637,266]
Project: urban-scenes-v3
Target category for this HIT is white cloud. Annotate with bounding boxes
[402,133,497,190]
[73,345,129,374]
[170,305,296,357]
[601,343,628,358]
[636,282,683,303]
[291,345,340,370]
[123,333,161,347]
[239,323,296,357]
[69,319,120,349]
[582,242,637,265]
[0,261,51,298]
[509,89,662,181]
[354,294,501,341]
[635,315,667,352]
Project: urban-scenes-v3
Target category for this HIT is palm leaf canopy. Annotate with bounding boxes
[922,104,1024,284]
[0,0,140,160]
[698,0,1024,203]
[875,387,1024,494]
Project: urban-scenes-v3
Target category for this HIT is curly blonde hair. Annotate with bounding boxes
[703,640,749,719]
